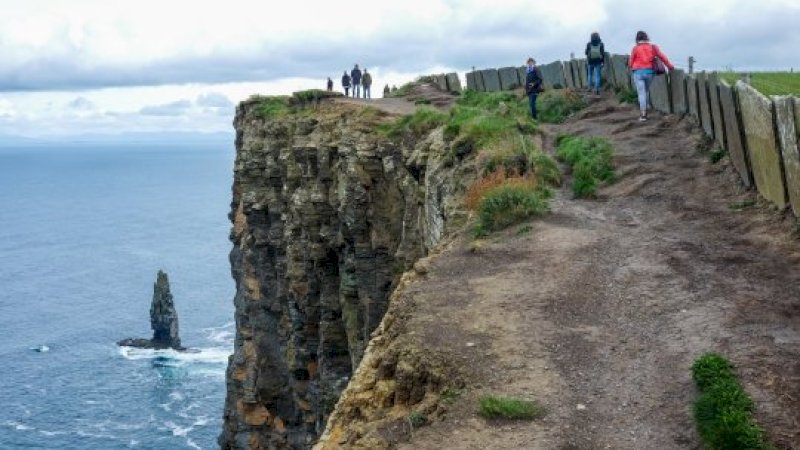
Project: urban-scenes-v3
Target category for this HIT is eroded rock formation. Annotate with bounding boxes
[118,270,183,350]
[219,96,471,449]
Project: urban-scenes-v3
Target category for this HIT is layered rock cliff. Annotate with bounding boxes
[219,95,472,449]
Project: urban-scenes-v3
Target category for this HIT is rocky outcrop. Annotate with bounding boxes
[118,270,183,350]
[219,97,473,449]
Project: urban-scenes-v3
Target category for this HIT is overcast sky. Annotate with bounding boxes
[0,0,798,140]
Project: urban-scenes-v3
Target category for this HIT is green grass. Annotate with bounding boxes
[556,135,616,198]
[537,89,587,123]
[616,87,638,105]
[709,147,728,164]
[728,199,756,211]
[478,135,561,185]
[691,353,775,450]
[407,411,428,428]
[473,181,551,237]
[444,90,536,150]
[478,395,544,420]
[378,107,448,138]
[255,96,291,119]
[719,72,800,96]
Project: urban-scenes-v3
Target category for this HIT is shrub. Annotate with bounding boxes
[538,89,587,123]
[378,107,447,138]
[616,87,638,105]
[709,147,728,164]
[691,353,775,450]
[471,177,551,237]
[556,135,615,198]
[407,411,428,428]
[477,135,560,186]
[478,395,544,420]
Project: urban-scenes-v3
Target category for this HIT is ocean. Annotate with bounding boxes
[0,142,236,449]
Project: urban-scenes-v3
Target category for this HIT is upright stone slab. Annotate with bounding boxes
[671,69,688,115]
[564,61,576,89]
[480,69,501,92]
[602,52,615,88]
[466,71,478,91]
[611,55,630,89]
[708,73,726,149]
[650,74,671,113]
[719,82,753,187]
[476,70,486,91]
[540,62,565,89]
[445,72,462,92]
[578,59,589,89]
[435,74,448,91]
[687,74,700,123]
[698,72,714,138]
[498,66,521,90]
[517,66,527,88]
[774,96,800,216]
[737,82,788,209]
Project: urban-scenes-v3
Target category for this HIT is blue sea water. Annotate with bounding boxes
[0,142,236,449]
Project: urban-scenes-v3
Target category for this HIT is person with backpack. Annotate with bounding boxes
[362,69,373,99]
[524,57,543,120]
[585,32,605,95]
[326,77,334,92]
[350,64,362,98]
[629,31,674,122]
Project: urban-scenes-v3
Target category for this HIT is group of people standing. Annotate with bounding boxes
[524,29,673,122]
[326,64,374,99]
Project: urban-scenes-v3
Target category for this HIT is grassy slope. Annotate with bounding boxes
[718,72,800,96]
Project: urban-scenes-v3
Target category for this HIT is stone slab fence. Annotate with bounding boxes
[459,57,799,219]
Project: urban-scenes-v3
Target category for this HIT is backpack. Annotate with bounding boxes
[589,44,603,61]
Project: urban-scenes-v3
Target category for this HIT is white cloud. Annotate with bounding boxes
[197,92,233,108]
[67,96,95,110]
[139,99,192,116]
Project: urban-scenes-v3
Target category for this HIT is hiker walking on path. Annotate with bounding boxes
[326,77,333,92]
[362,69,373,99]
[350,64,362,98]
[524,57,543,120]
[341,71,351,96]
[383,84,390,97]
[585,32,605,95]
[629,31,674,122]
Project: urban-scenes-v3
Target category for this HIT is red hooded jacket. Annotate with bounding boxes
[629,42,674,71]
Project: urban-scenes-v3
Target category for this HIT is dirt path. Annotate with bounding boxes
[391,96,800,449]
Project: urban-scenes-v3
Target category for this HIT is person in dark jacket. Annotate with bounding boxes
[383,84,390,97]
[350,64,362,98]
[341,71,351,96]
[362,69,372,99]
[585,32,605,95]
[326,77,333,92]
[525,57,543,119]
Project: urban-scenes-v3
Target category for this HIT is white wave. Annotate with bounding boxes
[30,344,50,353]
[186,438,203,450]
[118,346,231,366]
[3,420,34,431]
[39,430,67,437]
[164,420,193,437]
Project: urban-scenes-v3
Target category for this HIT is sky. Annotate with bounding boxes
[0,0,798,141]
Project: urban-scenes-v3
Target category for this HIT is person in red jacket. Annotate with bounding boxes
[629,31,674,122]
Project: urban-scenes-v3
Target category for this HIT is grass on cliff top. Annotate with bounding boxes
[719,72,800,96]
[253,89,343,119]
[537,89,588,123]
[444,90,535,149]
[466,170,552,237]
[377,107,448,138]
[556,135,615,198]
[691,353,775,450]
[478,395,544,420]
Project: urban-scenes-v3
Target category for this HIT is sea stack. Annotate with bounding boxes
[118,270,184,350]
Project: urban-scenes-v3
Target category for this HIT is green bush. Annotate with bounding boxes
[556,136,615,197]
[691,353,775,450]
[378,107,447,138]
[616,87,638,105]
[478,395,544,420]
[479,136,560,186]
[474,182,551,236]
[444,91,536,150]
[709,147,728,164]
[537,89,587,123]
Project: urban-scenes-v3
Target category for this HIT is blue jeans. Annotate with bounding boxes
[588,64,602,92]
[633,70,654,113]
[353,84,361,98]
[363,86,371,99]
[528,93,538,119]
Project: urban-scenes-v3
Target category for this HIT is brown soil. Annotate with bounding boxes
[387,95,800,449]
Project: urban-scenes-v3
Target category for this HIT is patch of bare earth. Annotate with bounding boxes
[386,95,800,449]
[333,82,458,116]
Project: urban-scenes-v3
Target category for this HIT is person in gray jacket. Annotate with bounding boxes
[350,64,362,98]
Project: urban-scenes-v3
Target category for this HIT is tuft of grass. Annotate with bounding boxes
[378,107,447,139]
[407,411,428,428]
[728,199,756,211]
[255,96,291,119]
[471,177,551,237]
[709,147,728,164]
[537,89,587,123]
[691,353,775,450]
[477,135,561,186]
[444,90,536,149]
[440,388,463,404]
[616,87,638,105]
[517,224,533,235]
[556,135,616,198]
[478,395,544,420]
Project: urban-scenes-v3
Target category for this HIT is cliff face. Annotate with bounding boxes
[219,97,470,449]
